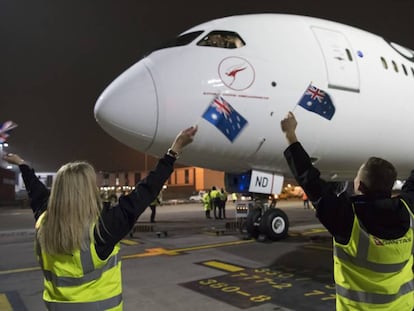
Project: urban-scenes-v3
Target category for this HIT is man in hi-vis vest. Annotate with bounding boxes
[281,112,414,310]
[3,126,197,311]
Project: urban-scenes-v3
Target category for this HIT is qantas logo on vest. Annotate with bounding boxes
[372,236,412,246]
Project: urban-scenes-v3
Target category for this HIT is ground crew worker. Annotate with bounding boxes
[209,186,221,219]
[149,194,161,223]
[302,192,310,209]
[231,192,238,203]
[3,126,197,310]
[281,112,414,310]
[219,188,228,219]
[202,190,212,219]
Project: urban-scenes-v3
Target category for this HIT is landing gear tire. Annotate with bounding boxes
[259,208,289,241]
[245,208,262,239]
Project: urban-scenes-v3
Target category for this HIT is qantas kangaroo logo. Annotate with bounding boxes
[218,57,255,91]
[226,66,247,86]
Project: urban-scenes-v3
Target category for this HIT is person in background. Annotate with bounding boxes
[3,126,197,311]
[219,188,228,219]
[281,111,414,310]
[210,186,221,219]
[149,194,161,223]
[302,192,310,209]
[232,192,238,204]
[202,190,212,219]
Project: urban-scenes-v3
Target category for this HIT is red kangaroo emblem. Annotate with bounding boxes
[225,66,247,86]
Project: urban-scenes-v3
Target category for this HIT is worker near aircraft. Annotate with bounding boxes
[3,126,197,310]
[149,193,161,223]
[281,111,414,311]
[202,190,212,219]
[209,186,221,219]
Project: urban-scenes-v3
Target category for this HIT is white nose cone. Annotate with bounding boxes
[94,61,157,152]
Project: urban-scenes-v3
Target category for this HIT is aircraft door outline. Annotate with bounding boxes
[311,26,360,93]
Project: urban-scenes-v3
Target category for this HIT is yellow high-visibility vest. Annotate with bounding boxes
[334,199,414,310]
[35,213,123,310]
[150,196,160,206]
[202,193,211,211]
[210,189,220,199]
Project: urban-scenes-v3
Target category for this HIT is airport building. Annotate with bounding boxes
[3,164,302,205]
[96,166,225,201]
[2,163,225,205]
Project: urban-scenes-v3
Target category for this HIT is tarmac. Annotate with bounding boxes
[0,200,335,311]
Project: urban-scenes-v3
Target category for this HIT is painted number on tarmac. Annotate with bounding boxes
[181,261,335,310]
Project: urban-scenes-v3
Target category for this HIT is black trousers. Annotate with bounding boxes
[213,198,221,219]
[150,204,156,222]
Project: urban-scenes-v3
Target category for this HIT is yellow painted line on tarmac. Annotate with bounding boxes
[172,239,254,253]
[0,266,40,276]
[120,239,140,245]
[122,239,255,260]
[202,260,245,272]
[301,228,328,235]
[1,240,254,274]
[304,245,333,252]
[122,247,180,259]
[0,293,13,311]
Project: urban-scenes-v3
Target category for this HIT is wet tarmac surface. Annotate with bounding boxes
[0,201,335,310]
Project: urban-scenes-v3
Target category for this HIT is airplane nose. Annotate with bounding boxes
[94,61,157,151]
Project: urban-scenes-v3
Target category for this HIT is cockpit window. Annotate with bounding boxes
[156,31,204,50]
[197,31,245,49]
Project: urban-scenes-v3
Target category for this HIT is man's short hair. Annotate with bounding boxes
[359,157,397,193]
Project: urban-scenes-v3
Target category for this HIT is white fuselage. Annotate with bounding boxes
[95,14,414,180]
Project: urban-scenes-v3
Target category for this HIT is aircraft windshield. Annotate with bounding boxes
[155,31,204,50]
[197,31,245,49]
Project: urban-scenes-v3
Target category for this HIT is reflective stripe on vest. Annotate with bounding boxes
[35,212,122,310]
[336,279,414,304]
[36,234,118,287]
[42,253,118,287]
[334,237,410,273]
[45,293,122,311]
[334,198,414,306]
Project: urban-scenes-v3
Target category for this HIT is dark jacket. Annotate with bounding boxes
[284,142,414,245]
[20,154,176,259]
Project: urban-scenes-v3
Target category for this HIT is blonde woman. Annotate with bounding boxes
[3,125,197,311]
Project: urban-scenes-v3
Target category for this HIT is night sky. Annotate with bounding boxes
[1,0,413,172]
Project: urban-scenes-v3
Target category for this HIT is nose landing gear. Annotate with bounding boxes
[236,196,289,241]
